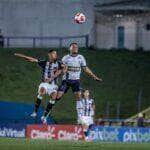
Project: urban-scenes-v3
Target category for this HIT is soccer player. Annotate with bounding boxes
[42,42,102,123]
[14,50,64,119]
[78,90,95,141]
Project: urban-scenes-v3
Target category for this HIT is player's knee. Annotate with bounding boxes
[56,92,63,101]
[51,92,57,100]
[39,87,46,95]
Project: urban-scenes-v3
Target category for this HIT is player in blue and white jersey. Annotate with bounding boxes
[14,50,64,119]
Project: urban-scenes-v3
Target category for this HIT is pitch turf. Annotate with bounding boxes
[0,138,150,150]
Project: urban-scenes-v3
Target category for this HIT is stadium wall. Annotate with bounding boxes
[95,12,150,51]
[0,0,95,47]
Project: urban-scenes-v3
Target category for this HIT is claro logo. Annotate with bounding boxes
[30,126,55,139]
[29,126,83,140]
[58,127,83,140]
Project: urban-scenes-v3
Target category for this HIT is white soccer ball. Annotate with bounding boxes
[74,13,86,24]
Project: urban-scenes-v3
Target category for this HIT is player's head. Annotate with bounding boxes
[83,90,90,99]
[48,49,57,61]
[69,43,78,55]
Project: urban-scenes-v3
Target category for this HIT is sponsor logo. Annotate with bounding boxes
[0,127,25,138]
[57,126,83,140]
[89,128,119,141]
[30,126,55,139]
[88,126,150,142]
[27,125,84,141]
[123,129,150,142]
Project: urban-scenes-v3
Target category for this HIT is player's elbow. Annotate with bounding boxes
[83,66,88,72]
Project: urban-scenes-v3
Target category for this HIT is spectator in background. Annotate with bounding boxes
[137,113,144,127]
[97,118,105,126]
[121,121,125,127]
[0,29,4,47]
[109,121,112,126]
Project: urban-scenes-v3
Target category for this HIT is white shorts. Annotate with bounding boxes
[78,116,94,126]
[38,82,58,95]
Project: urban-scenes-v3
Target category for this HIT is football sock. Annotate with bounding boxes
[43,99,55,117]
[84,131,88,137]
[35,95,42,113]
[76,100,83,118]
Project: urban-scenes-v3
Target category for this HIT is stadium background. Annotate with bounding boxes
[0,0,150,149]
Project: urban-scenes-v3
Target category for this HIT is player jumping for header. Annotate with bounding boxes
[41,43,102,123]
[14,50,65,119]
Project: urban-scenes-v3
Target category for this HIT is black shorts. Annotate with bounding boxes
[58,80,82,93]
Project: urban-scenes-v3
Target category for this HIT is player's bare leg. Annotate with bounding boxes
[56,91,64,101]
[31,87,46,117]
[41,92,57,124]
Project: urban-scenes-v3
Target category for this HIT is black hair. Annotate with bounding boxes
[69,42,78,47]
[82,89,93,99]
[48,49,56,53]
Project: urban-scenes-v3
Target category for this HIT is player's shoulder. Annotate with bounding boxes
[38,59,47,67]
[90,98,94,103]
[77,54,86,60]
[57,59,63,65]
[38,59,47,62]
[64,54,70,58]
[38,59,47,64]
[62,54,70,59]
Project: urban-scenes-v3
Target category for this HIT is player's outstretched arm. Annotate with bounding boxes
[83,66,102,82]
[14,53,38,63]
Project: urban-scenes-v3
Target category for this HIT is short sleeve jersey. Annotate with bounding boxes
[81,98,94,117]
[38,60,62,84]
[62,54,86,80]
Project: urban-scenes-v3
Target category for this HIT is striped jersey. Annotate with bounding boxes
[38,60,62,84]
[80,98,95,117]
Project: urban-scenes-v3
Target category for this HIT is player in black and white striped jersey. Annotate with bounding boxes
[14,50,65,119]
[78,90,95,140]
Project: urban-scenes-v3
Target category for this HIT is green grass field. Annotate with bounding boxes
[0,138,150,150]
[0,48,150,123]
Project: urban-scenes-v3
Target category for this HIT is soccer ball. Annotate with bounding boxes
[74,13,86,24]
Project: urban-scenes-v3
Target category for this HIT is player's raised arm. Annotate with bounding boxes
[83,66,102,82]
[14,53,38,62]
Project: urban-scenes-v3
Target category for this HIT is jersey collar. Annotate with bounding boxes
[69,54,78,57]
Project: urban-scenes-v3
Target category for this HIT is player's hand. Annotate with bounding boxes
[94,76,102,82]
